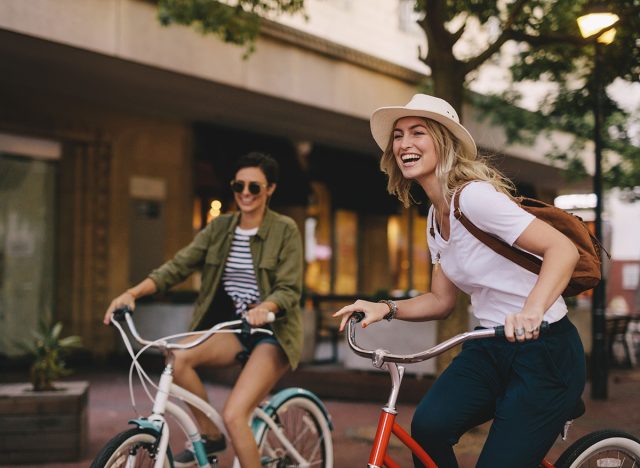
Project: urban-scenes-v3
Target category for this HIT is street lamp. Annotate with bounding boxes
[577,4,619,400]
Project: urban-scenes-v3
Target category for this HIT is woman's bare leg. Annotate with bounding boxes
[223,344,290,468]
[173,333,242,438]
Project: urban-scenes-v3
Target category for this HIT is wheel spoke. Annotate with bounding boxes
[257,396,332,468]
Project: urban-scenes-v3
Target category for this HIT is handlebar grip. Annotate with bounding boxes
[112,306,132,323]
[494,321,550,338]
[351,311,365,323]
[540,321,550,333]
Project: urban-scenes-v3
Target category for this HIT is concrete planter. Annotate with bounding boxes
[0,381,89,463]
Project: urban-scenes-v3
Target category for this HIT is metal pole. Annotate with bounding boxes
[590,41,608,400]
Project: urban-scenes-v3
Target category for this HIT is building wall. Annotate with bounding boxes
[0,0,417,125]
[0,0,595,358]
[274,0,428,73]
[0,92,193,354]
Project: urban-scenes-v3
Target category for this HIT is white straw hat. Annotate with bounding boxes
[370,94,477,158]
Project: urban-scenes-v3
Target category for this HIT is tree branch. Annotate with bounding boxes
[463,0,527,74]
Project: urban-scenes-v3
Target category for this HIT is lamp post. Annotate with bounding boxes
[577,5,619,400]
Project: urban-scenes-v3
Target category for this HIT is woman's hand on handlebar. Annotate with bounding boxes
[504,306,545,343]
[333,299,389,332]
[244,306,276,327]
[103,292,136,325]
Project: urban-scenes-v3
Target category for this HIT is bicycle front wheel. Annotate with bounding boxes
[258,395,333,467]
[555,430,640,468]
[90,427,172,468]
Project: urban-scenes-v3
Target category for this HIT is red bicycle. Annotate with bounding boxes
[346,313,640,468]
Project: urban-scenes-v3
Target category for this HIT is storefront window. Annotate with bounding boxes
[0,152,57,356]
[305,182,332,294]
[334,210,358,294]
[388,212,410,292]
[388,207,431,294]
[412,211,430,292]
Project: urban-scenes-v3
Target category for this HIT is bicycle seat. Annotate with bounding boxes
[568,398,586,421]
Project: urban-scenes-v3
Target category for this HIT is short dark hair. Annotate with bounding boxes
[233,152,279,185]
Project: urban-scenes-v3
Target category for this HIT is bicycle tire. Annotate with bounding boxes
[90,427,172,468]
[258,394,333,467]
[554,429,640,468]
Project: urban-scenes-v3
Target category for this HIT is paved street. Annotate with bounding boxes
[1,365,639,468]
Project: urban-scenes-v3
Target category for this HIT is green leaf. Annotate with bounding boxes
[59,336,82,348]
[50,322,63,341]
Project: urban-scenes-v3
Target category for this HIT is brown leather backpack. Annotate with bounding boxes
[452,188,609,297]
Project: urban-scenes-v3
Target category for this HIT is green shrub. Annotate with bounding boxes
[18,318,82,391]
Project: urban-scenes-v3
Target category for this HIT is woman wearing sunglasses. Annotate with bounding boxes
[334,95,586,467]
[104,152,303,468]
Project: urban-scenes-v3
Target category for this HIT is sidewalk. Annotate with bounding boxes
[1,366,639,467]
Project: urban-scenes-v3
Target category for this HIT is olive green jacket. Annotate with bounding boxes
[148,209,304,369]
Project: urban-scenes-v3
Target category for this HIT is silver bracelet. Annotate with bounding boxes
[378,299,398,321]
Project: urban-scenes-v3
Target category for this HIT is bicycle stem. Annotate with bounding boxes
[383,363,404,413]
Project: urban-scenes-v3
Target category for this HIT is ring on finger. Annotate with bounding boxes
[515,327,525,337]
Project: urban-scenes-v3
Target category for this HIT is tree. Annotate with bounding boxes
[414,0,639,192]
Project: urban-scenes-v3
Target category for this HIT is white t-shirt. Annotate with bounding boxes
[427,181,567,327]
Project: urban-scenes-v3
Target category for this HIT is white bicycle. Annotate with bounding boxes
[91,307,334,468]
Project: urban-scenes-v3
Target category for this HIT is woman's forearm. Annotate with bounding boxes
[395,292,456,322]
[524,241,579,314]
[126,277,158,300]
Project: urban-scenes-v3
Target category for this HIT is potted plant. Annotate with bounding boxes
[20,318,83,391]
[0,318,88,463]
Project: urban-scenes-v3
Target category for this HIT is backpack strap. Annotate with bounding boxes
[452,186,542,276]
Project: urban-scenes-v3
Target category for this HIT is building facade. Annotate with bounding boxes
[0,0,582,357]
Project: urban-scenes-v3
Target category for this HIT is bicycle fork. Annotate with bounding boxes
[368,363,436,468]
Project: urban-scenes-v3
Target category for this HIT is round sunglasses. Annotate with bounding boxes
[230,180,268,195]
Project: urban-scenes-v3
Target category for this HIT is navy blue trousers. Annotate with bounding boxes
[411,316,586,468]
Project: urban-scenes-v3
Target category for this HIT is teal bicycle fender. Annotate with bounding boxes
[251,387,334,435]
[128,418,163,432]
[127,419,176,467]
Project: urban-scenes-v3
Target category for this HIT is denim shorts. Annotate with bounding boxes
[234,328,282,365]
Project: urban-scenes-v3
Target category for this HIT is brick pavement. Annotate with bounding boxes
[1,367,639,467]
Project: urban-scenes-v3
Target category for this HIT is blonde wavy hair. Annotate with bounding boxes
[379,117,514,207]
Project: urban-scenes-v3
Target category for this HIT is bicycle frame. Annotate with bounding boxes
[131,375,312,468]
[367,361,436,468]
[346,315,557,468]
[113,311,315,468]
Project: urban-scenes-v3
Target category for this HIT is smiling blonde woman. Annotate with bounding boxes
[335,94,586,468]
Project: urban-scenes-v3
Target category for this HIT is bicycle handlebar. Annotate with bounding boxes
[346,312,548,368]
[111,306,275,351]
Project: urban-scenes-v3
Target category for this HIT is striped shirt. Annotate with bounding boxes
[222,226,260,315]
